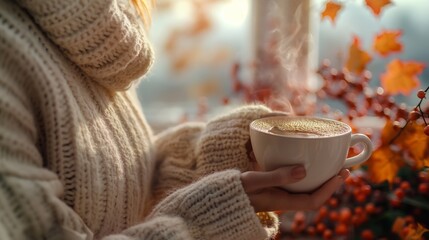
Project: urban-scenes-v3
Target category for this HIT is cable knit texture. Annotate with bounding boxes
[16,0,154,91]
[0,0,279,239]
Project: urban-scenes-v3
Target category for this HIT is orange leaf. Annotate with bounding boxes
[172,48,201,72]
[365,146,404,184]
[365,0,393,16]
[392,217,406,236]
[380,121,429,170]
[406,223,429,240]
[397,122,429,169]
[380,59,425,95]
[345,36,372,74]
[187,3,212,36]
[380,120,398,145]
[321,1,343,24]
[373,30,403,57]
[164,29,182,54]
[189,78,219,97]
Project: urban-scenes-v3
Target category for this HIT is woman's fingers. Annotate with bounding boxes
[241,165,306,193]
[244,168,350,212]
[338,168,351,179]
[263,111,292,118]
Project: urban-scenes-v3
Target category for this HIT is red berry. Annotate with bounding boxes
[294,211,306,225]
[329,211,339,222]
[408,111,421,120]
[318,206,328,218]
[393,121,402,130]
[400,181,411,191]
[339,208,352,223]
[335,223,348,235]
[394,188,405,200]
[390,197,401,207]
[323,229,333,240]
[404,215,415,224]
[361,184,372,195]
[401,226,410,238]
[354,206,364,215]
[424,125,429,136]
[307,226,316,236]
[419,171,429,183]
[328,197,339,208]
[361,229,375,240]
[418,183,428,194]
[316,222,326,233]
[417,90,426,99]
[356,193,367,203]
[365,203,376,214]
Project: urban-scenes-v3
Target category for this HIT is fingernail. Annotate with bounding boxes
[291,166,306,179]
[340,169,351,180]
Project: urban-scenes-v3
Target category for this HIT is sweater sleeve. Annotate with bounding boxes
[152,105,280,238]
[153,105,273,199]
[195,105,273,175]
[0,55,272,240]
[106,170,268,240]
[0,143,268,240]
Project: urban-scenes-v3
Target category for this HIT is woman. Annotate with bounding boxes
[0,0,349,239]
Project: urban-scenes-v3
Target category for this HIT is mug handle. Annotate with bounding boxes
[343,134,374,169]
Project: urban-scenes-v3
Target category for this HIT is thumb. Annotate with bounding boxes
[241,165,306,193]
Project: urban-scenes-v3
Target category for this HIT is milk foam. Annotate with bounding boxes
[253,117,350,137]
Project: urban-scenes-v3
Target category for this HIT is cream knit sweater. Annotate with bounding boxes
[0,0,279,239]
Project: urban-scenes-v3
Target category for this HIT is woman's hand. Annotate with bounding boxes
[241,166,350,212]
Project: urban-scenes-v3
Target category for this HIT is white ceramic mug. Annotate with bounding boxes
[249,116,373,193]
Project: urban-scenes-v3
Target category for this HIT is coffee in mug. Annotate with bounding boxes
[249,116,373,193]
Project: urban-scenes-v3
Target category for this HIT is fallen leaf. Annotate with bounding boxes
[365,145,404,184]
[321,1,343,24]
[380,59,425,95]
[365,0,393,16]
[373,30,403,57]
[345,36,372,74]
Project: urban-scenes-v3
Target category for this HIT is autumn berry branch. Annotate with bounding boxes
[389,86,429,144]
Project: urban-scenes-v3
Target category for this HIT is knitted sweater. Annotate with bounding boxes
[0,0,278,239]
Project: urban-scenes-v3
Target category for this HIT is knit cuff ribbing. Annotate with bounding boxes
[196,104,272,175]
[150,170,270,240]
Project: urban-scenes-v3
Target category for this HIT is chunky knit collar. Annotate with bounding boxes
[17,0,154,91]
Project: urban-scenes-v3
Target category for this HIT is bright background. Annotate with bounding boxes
[137,0,429,129]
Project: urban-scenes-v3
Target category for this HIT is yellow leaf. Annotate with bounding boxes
[380,59,425,95]
[373,30,403,57]
[321,1,343,24]
[345,36,372,74]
